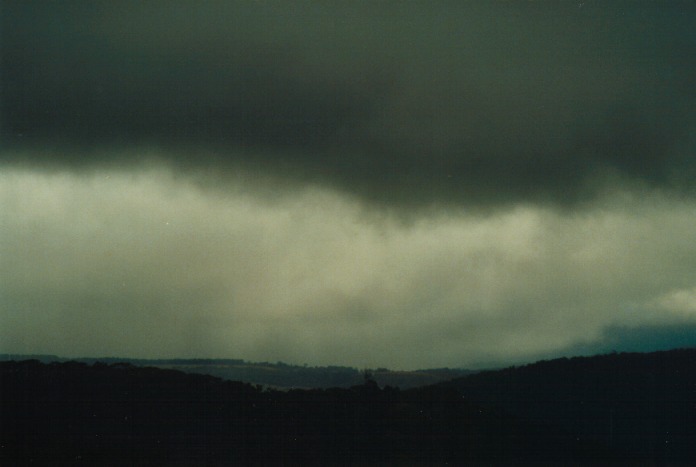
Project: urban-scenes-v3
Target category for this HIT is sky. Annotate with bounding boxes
[2,0,696,370]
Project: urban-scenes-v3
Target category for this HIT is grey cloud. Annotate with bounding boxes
[3,164,696,368]
[2,1,695,208]
[558,323,696,358]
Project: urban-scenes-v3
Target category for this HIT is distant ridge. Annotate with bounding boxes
[0,354,474,390]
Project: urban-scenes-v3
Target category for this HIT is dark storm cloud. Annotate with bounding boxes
[2,0,695,206]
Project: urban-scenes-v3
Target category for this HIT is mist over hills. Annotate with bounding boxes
[3,348,695,465]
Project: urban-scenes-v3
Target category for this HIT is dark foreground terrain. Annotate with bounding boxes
[440,348,696,464]
[2,349,695,465]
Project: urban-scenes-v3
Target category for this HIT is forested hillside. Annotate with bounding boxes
[3,350,694,464]
[441,348,696,464]
[2,359,613,465]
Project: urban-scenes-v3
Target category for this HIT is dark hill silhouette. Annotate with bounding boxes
[439,348,696,464]
[1,359,616,465]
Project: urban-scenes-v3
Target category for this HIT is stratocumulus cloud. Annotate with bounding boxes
[2,161,696,368]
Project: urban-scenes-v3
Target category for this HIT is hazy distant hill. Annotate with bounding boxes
[0,354,475,389]
[439,348,696,464]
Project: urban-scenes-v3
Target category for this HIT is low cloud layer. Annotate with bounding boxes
[3,160,696,368]
[2,1,695,207]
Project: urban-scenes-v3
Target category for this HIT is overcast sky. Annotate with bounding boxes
[2,1,696,369]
